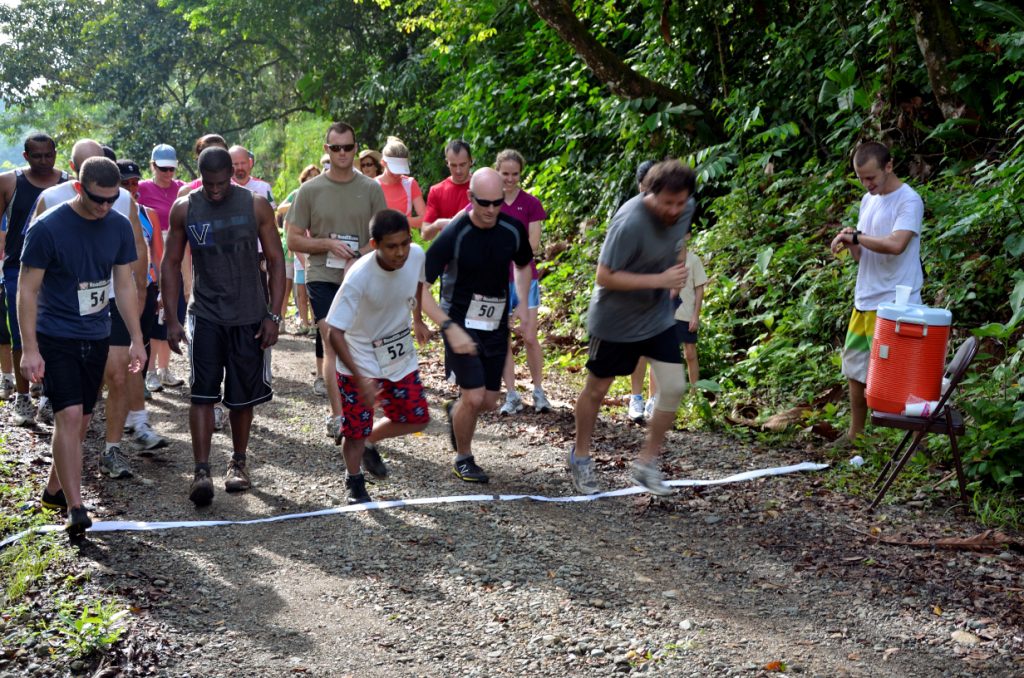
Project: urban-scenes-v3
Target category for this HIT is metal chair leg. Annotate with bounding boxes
[867,431,927,512]
[872,430,913,490]
[946,406,970,511]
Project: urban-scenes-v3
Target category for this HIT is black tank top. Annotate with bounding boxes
[185,186,266,325]
[3,169,69,270]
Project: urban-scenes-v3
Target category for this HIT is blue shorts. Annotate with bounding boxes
[294,268,306,285]
[509,279,540,310]
[3,268,21,351]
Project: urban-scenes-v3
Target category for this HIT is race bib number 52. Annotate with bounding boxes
[77,280,109,316]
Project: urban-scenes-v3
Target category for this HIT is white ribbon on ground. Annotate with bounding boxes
[1,462,828,548]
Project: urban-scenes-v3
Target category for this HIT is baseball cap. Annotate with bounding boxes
[116,160,142,180]
[382,155,410,175]
[151,144,178,168]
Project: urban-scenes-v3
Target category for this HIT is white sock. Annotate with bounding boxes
[126,410,147,429]
[106,442,119,452]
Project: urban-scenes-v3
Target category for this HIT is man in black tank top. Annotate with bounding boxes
[162,147,285,507]
[0,133,68,426]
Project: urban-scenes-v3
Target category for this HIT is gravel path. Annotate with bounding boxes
[4,333,1022,677]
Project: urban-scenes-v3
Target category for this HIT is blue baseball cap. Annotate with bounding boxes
[151,144,178,168]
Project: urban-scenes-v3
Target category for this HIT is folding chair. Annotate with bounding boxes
[867,336,978,512]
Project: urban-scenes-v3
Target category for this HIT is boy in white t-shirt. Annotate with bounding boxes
[326,209,476,503]
[674,249,708,388]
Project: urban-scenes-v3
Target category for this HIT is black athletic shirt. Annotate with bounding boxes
[425,211,533,334]
[3,169,69,271]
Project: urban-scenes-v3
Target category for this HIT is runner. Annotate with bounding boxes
[568,159,695,496]
[33,140,149,480]
[376,137,426,230]
[424,168,533,483]
[325,209,476,502]
[0,132,69,425]
[18,156,146,535]
[162,147,285,507]
[421,140,473,241]
[286,121,387,440]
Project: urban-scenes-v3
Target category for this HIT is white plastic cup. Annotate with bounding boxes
[850,455,865,468]
[894,285,911,306]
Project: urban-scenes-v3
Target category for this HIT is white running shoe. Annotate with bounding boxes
[213,405,226,431]
[644,397,656,421]
[627,395,645,424]
[145,370,163,393]
[159,368,184,387]
[630,458,673,496]
[0,375,14,400]
[327,414,342,440]
[499,391,524,416]
[132,422,169,453]
[12,394,36,427]
[533,388,551,413]
[35,397,54,425]
[312,376,327,397]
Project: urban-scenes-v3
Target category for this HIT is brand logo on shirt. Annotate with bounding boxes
[188,222,212,246]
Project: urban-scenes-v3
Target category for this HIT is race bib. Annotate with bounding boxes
[464,293,505,331]
[373,328,415,379]
[78,280,109,316]
[326,233,361,269]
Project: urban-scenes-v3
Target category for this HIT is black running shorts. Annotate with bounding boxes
[585,324,682,379]
[186,313,272,409]
[37,333,109,415]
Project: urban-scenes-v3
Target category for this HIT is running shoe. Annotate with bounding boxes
[145,370,163,393]
[35,397,53,425]
[65,507,92,537]
[443,400,458,452]
[99,446,133,479]
[533,388,551,414]
[498,391,524,416]
[312,376,327,397]
[346,473,371,504]
[567,446,601,495]
[327,414,342,442]
[644,397,656,421]
[362,442,388,479]
[29,381,42,398]
[224,458,251,492]
[627,395,645,424]
[41,487,68,513]
[132,422,169,453]
[0,374,14,400]
[189,467,214,507]
[453,455,489,483]
[12,395,36,427]
[159,368,184,387]
[630,458,673,496]
[213,405,225,431]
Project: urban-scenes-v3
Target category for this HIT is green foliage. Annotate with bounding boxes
[47,601,129,660]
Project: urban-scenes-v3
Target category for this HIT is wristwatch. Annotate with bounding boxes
[266,312,282,325]
[440,319,454,332]
[851,230,861,245]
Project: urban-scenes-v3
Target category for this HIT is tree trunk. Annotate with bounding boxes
[905,0,967,120]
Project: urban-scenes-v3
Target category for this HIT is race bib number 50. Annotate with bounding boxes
[464,293,505,331]
[78,280,109,316]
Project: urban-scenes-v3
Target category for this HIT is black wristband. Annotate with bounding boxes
[852,230,860,245]
[440,319,454,332]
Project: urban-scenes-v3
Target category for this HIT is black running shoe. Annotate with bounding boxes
[346,473,371,504]
[65,507,92,537]
[41,487,67,513]
[189,468,214,507]
[453,456,489,483]
[444,400,458,452]
[362,443,389,479]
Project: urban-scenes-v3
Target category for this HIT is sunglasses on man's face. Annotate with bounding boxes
[470,193,503,208]
[82,186,119,205]
[327,143,356,153]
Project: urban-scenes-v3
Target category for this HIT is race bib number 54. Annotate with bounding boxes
[78,280,109,316]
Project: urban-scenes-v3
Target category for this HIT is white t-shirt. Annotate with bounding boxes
[674,251,708,323]
[32,182,135,300]
[854,183,924,311]
[326,244,425,380]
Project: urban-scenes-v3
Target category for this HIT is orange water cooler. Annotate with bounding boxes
[865,302,952,414]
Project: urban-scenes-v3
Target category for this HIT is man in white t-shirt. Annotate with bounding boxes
[326,209,475,504]
[830,141,924,445]
[229,145,276,207]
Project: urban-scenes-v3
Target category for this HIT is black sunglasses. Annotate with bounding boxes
[82,186,119,205]
[155,165,176,172]
[327,143,356,153]
[470,193,503,208]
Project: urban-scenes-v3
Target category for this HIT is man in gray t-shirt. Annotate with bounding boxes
[569,160,695,497]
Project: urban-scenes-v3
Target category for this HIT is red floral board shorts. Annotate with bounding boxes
[336,369,430,440]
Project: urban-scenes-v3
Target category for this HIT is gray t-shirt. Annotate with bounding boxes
[587,194,694,342]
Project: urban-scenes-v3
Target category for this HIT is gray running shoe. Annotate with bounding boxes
[327,414,342,441]
[213,405,225,431]
[0,374,14,400]
[644,397,656,421]
[312,376,327,397]
[630,458,673,496]
[29,381,43,398]
[132,423,169,453]
[12,395,36,427]
[35,397,54,425]
[159,368,184,387]
[498,391,524,416]
[224,458,251,492]
[145,370,163,393]
[532,388,551,413]
[100,446,134,479]
[567,447,601,495]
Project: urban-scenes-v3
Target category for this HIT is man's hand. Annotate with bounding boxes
[689,316,700,333]
[443,323,477,355]
[830,227,856,254]
[166,320,188,355]
[413,319,432,346]
[20,349,45,384]
[325,238,358,260]
[356,375,379,410]
[127,341,148,373]
[660,263,688,290]
[255,318,280,350]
